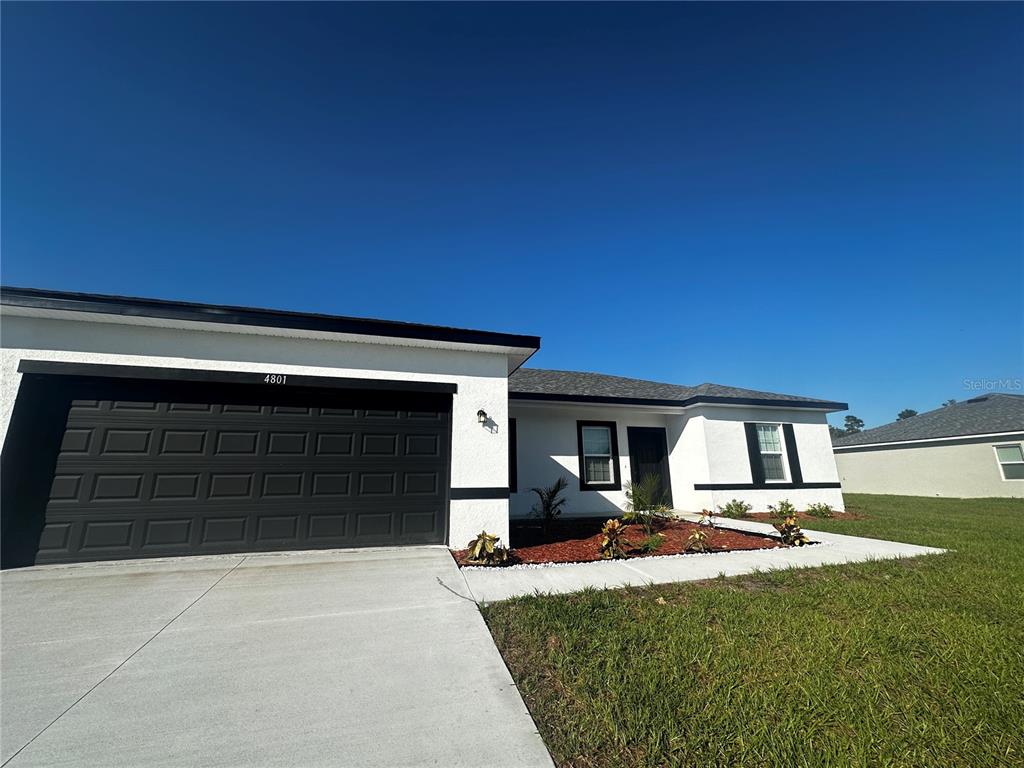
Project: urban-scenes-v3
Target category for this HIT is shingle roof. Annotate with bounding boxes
[832,394,1024,447]
[508,368,847,410]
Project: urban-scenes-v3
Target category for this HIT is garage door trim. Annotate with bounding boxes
[18,360,458,395]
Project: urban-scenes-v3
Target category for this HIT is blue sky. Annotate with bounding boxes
[2,2,1021,428]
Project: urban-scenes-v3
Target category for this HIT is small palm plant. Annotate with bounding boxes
[623,474,672,535]
[465,530,510,566]
[530,476,570,533]
[599,519,630,559]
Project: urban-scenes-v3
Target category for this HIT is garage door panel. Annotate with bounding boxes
[11,376,452,565]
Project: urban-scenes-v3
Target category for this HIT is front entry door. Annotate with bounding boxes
[626,427,673,508]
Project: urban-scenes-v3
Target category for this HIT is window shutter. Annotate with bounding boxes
[744,423,765,485]
[782,423,803,484]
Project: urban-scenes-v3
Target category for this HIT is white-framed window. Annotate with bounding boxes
[994,443,1024,480]
[580,424,616,486]
[755,423,787,481]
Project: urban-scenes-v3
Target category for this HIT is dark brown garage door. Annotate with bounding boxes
[1,375,451,566]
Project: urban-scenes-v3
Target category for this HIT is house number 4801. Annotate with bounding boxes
[263,374,288,384]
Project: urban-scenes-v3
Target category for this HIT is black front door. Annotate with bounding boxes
[626,427,673,508]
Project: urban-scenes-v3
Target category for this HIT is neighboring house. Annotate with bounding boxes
[0,287,846,567]
[833,395,1024,498]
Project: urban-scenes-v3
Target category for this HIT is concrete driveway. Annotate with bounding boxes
[0,547,552,768]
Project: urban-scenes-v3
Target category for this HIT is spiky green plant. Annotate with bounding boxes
[623,474,672,535]
[530,476,570,532]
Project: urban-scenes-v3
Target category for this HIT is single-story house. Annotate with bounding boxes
[0,287,847,567]
[833,395,1024,498]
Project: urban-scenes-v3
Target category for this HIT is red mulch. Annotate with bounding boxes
[452,518,784,567]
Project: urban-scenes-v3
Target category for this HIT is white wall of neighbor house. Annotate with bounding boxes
[834,439,1024,498]
[0,313,513,545]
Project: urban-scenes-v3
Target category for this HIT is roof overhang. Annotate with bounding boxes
[833,430,1024,452]
[1,287,541,374]
[509,392,847,412]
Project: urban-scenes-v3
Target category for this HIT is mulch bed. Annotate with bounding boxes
[452,518,784,567]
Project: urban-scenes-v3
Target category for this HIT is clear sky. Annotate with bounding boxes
[2,2,1022,428]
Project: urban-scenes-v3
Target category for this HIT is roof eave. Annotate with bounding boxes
[509,392,847,411]
[0,286,542,366]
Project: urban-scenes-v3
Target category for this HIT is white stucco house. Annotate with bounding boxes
[0,287,847,567]
[833,395,1024,498]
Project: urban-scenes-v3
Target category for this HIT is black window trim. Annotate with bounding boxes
[576,420,622,491]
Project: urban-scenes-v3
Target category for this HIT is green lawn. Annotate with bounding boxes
[481,494,1024,768]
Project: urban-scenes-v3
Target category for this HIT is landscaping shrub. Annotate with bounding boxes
[636,534,665,554]
[599,519,630,559]
[805,502,835,518]
[623,473,673,535]
[718,499,752,518]
[530,476,569,533]
[465,530,510,566]
[685,527,709,553]
[773,516,810,546]
[767,499,797,520]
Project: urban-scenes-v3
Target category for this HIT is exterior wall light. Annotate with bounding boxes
[477,409,488,424]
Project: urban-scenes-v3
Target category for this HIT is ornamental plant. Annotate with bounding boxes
[718,499,752,519]
[530,476,569,533]
[767,499,798,520]
[637,534,665,554]
[685,527,709,553]
[599,519,630,559]
[465,530,510,566]
[805,502,835,519]
[773,516,810,547]
[623,474,673,535]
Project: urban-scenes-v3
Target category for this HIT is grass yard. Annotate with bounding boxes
[481,494,1024,768]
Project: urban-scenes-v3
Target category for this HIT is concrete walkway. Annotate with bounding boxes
[1,547,553,768]
[461,517,945,603]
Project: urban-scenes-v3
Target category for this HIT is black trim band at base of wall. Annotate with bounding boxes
[17,360,458,395]
[694,482,842,491]
[450,487,510,500]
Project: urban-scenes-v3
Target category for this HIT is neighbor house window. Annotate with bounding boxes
[756,424,787,481]
[994,443,1024,480]
[576,421,621,491]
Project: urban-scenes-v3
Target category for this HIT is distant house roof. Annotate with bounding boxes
[508,368,847,410]
[833,394,1024,448]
